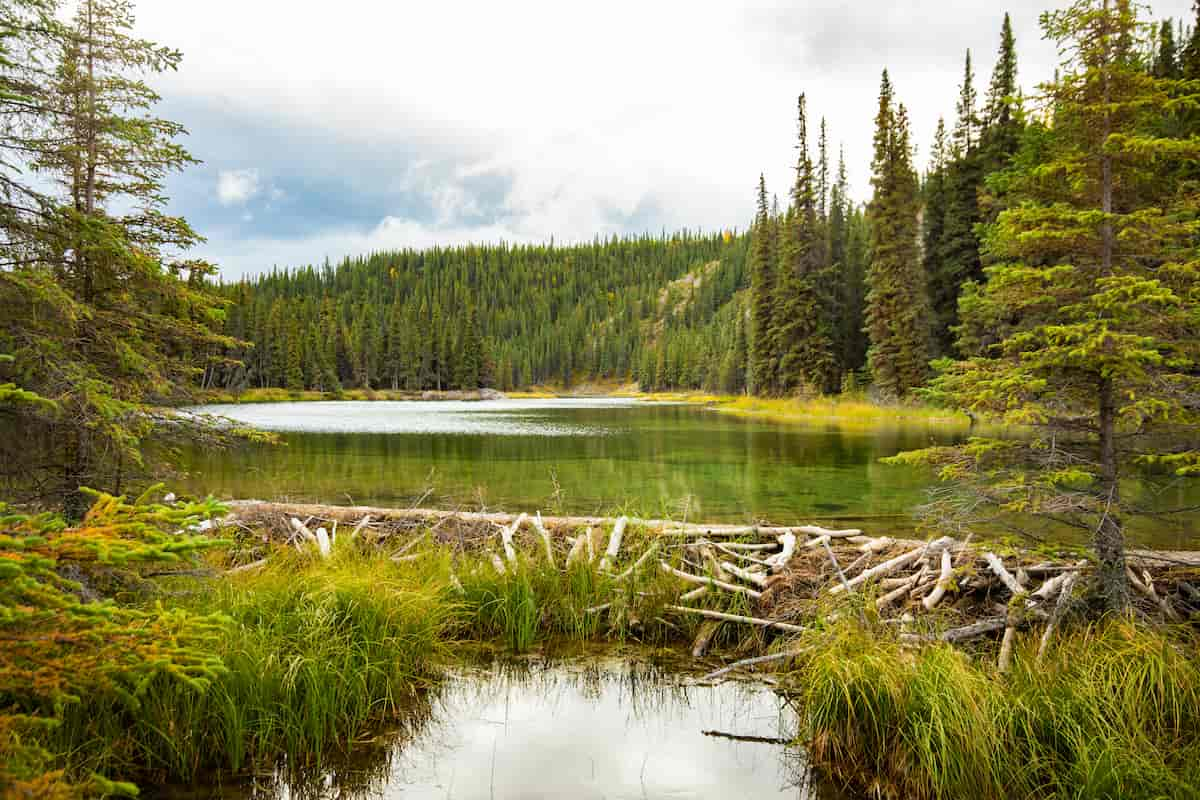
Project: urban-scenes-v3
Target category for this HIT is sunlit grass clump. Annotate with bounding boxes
[53,550,455,784]
[790,619,1200,800]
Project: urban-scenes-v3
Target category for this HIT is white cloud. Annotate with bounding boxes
[216,168,261,206]
[132,0,1194,274]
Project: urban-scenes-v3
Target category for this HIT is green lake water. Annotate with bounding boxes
[180,399,1199,548]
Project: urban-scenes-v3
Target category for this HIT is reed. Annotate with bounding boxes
[50,548,455,785]
[788,618,1200,800]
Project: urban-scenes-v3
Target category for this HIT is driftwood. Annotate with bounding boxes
[599,516,628,572]
[1037,571,1078,661]
[227,558,268,575]
[534,512,555,566]
[666,605,805,634]
[500,513,525,564]
[831,546,925,595]
[660,562,763,599]
[702,650,799,681]
[720,560,768,588]
[615,543,659,582]
[922,549,954,611]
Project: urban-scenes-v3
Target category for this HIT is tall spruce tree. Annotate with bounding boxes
[775,94,834,394]
[865,72,931,397]
[0,0,243,512]
[933,50,986,355]
[907,0,1200,612]
[749,174,777,394]
[923,118,952,353]
[1154,18,1181,77]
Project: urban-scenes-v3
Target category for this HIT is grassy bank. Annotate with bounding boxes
[634,391,971,429]
[789,618,1200,800]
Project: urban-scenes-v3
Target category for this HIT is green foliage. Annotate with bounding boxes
[918,0,1200,610]
[0,489,227,798]
[865,71,931,398]
[790,618,1200,800]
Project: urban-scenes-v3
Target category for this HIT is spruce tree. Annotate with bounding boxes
[865,72,930,398]
[775,95,835,394]
[909,0,1200,612]
[749,174,777,394]
[922,118,952,354]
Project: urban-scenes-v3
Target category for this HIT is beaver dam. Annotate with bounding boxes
[228,501,1200,670]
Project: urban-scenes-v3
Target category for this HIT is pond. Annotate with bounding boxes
[179,656,831,800]
[178,399,1199,548]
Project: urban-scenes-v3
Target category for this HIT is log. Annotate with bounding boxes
[984,552,1024,595]
[998,606,1018,673]
[922,549,954,611]
[803,534,832,550]
[616,543,659,582]
[1127,566,1182,622]
[1037,571,1078,662]
[820,539,855,595]
[314,527,332,558]
[679,585,709,602]
[831,546,925,595]
[533,512,555,567]
[795,525,863,538]
[501,513,526,564]
[717,542,780,552]
[565,532,588,567]
[692,619,722,657]
[713,542,772,566]
[702,651,799,681]
[289,517,318,543]
[666,605,805,633]
[876,573,920,611]
[490,552,507,575]
[719,561,768,588]
[766,533,797,573]
[942,617,1007,642]
[599,516,628,572]
[350,515,372,540]
[227,558,268,575]
[659,562,763,599]
[859,536,895,554]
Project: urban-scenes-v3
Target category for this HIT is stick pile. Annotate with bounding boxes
[224,502,1200,662]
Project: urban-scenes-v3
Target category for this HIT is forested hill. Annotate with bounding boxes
[208,231,759,393]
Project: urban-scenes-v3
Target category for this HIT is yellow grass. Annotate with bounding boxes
[632,391,970,430]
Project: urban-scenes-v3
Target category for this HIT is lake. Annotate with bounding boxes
[188,656,832,800]
[180,398,1199,548]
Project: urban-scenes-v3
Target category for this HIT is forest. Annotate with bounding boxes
[3,0,1200,798]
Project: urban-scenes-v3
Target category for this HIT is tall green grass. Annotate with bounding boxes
[790,619,1200,800]
[51,549,455,784]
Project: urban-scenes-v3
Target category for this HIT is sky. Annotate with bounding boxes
[125,0,1193,279]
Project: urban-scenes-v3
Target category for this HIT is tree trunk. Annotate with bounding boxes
[1096,376,1128,612]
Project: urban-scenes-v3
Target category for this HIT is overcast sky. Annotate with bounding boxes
[127,0,1192,279]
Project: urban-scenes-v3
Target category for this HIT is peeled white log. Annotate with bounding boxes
[876,573,920,610]
[702,650,799,681]
[533,512,555,567]
[314,527,332,558]
[490,552,508,575]
[1037,571,1078,661]
[795,525,863,538]
[831,546,925,595]
[922,549,954,611]
[350,515,372,540]
[616,543,659,582]
[666,605,804,633]
[803,534,831,549]
[679,585,708,602]
[984,552,1024,595]
[227,558,268,575]
[660,562,763,599]
[566,532,588,567]
[599,516,628,572]
[1128,566,1182,622]
[766,533,797,573]
[720,561,768,588]
[717,542,779,552]
[501,512,526,564]
[998,607,1019,673]
[859,536,895,554]
[714,542,772,566]
[586,526,598,562]
[289,517,318,543]
[586,602,612,614]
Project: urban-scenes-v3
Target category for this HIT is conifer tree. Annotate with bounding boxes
[1154,19,1180,78]
[980,12,1024,175]
[923,118,952,354]
[775,95,835,394]
[0,0,243,511]
[909,0,1200,612]
[749,174,777,394]
[865,72,930,398]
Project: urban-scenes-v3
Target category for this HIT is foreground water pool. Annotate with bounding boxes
[177,657,830,800]
[179,398,1199,548]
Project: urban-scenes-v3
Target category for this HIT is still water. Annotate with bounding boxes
[179,399,1199,548]
[187,657,828,800]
